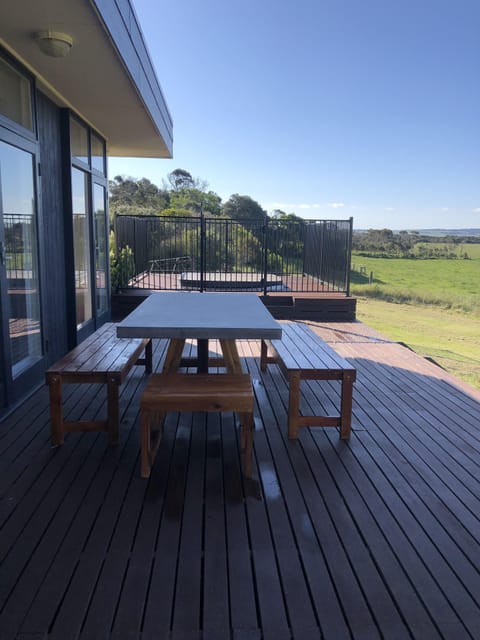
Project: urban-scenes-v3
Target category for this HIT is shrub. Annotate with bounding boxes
[109,231,135,292]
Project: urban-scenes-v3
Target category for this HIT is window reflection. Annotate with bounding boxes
[0,57,33,130]
[71,169,92,328]
[91,133,105,175]
[69,119,107,331]
[70,118,89,165]
[0,141,42,374]
[93,184,108,314]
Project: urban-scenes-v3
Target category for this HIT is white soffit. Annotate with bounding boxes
[0,0,173,158]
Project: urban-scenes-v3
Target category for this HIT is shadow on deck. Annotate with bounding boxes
[1,321,480,639]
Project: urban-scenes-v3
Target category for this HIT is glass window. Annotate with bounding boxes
[70,117,89,165]
[0,57,33,131]
[71,168,92,328]
[69,117,108,334]
[0,141,42,375]
[91,133,105,175]
[93,184,108,314]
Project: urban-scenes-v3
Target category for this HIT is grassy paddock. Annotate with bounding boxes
[351,249,480,314]
[356,298,480,390]
[350,249,480,390]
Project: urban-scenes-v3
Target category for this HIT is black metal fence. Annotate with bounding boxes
[3,213,36,289]
[114,214,353,295]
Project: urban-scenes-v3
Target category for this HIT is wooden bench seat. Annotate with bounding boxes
[46,322,152,446]
[140,373,254,478]
[260,321,356,439]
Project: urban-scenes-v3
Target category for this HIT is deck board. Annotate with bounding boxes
[1,322,480,639]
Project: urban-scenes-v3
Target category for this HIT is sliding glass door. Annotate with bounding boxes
[0,140,43,405]
[70,116,109,341]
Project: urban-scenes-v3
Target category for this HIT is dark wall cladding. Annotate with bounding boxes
[36,90,69,364]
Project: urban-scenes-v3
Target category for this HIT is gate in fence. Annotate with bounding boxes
[114,214,353,295]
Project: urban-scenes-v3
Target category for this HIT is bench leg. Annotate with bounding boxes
[107,378,120,445]
[340,376,354,440]
[260,340,268,372]
[145,338,153,374]
[288,372,301,439]
[141,409,163,478]
[49,376,64,446]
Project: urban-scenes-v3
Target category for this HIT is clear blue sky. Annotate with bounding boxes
[109,0,480,230]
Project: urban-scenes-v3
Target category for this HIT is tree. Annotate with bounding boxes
[200,191,222,216]
[109,175,170,213]
[222,194,266,221]
[272,210,304,223]
[161,169,221,216]
[166,168,195,191]
[169,188,222,216]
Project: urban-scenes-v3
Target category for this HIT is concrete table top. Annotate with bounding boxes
[116,292,282,340]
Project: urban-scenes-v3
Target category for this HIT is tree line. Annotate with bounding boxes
[353,229,472,259]
[109,168,302,224]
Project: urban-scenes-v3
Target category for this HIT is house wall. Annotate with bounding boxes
[36,91,70,364]
[0,50,110,414]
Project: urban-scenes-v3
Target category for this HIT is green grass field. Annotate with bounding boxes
[351,250,480,314]
[350,245,480,390]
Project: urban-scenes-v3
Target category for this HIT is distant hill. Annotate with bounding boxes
[413,229,480,237]
[355,228,480,238]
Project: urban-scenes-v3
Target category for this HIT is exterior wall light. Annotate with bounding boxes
[35,31,73,58]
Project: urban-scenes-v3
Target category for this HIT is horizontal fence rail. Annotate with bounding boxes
[114,214,353,295]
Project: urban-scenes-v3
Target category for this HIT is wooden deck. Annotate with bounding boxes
[1,321,480,639]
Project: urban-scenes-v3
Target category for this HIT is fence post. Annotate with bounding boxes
[113,213,118,256]
[263,214,269,297]
[346,217,353,297]
[200,206,206,292]
[302,220,307,277]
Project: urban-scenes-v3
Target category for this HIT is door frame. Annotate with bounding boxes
[0,129,46,408]
[65,113,110,347]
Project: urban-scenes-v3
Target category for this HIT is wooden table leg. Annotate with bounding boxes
[145,338,153,374]
[163,338,186,372]
[197,338,209,373]
[219,339,243,374]
[260,340,268,372]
